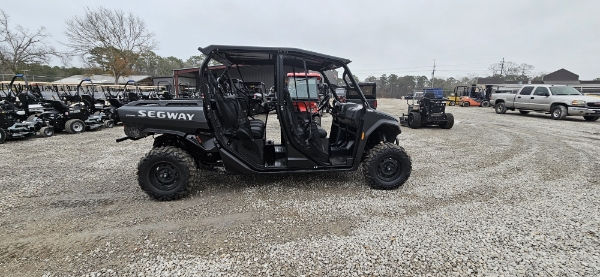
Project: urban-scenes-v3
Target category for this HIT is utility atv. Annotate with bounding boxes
[117,45,412,201]
[400,91,454,129]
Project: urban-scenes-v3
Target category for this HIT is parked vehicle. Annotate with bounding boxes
[345,82,377,109]
[117,45,412,201]
[400,92,454,129]
[455,85,489,107]
[491,85,600,121]
[286,72,325,125]
[35,80,104,133]
[0,99,43,143]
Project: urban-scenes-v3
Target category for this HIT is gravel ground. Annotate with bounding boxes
[0,98,599,276]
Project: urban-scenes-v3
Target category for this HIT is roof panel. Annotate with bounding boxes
[198,45,351,71]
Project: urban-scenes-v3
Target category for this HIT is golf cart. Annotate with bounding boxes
[400,91,454,129]
[117,45,412,201]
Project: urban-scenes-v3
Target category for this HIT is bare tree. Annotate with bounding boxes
[488,61,534,81]
[64,6,157,84]
[0,9,62,73]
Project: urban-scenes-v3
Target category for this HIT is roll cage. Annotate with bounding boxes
[197,45,386,172]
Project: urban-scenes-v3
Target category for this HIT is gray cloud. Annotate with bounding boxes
[2,0,598,79]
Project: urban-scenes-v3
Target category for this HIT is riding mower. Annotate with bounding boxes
[3,75,47,120]
[0,98,52,143]
[78,79,115,128]
[100,85,127,125]
[400,91,454,129]
[34,79,104,134]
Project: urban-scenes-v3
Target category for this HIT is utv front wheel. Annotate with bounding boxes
[0,128,6,144]
[137,146,198,201]
[65,119,85,134]
[363,143,412,190]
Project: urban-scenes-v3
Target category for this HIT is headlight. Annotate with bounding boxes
[572,100,586,106]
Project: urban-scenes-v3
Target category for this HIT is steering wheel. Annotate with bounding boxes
[317,92,331,112]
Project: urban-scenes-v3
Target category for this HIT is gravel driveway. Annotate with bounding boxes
[0,99,598,276]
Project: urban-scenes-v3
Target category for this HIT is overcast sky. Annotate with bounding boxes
[2,0,599,79]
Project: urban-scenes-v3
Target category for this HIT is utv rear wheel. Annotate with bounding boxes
[449,101,456,106]
[550,105,567,120]
[65,119,85,134]
[0,129,6,144]
[407,112,421,129]
[481,101,490,107]
[495,102,507,114]
[439,113,454,129]
[462,102,470,107]
[39,127,54,137]
[363,143,412,190]
[137,146,198,201]
[583,115,599,121]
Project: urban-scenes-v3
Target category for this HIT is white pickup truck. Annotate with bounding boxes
[490,85,600,121]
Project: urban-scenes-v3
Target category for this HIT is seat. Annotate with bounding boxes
[51,100,68,112]
[316,125,327,138]
[81,95,95,111]
[249,119,265,139]
[128,92,140,102]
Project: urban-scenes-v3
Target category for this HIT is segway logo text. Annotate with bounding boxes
[137,110,195,120]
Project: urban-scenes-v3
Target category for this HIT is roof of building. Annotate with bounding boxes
[543,68,579,82]
[52,75,152,85]
[476,77,504,84]
[477,69,600,86]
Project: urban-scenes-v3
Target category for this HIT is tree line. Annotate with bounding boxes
[358,62,551,98]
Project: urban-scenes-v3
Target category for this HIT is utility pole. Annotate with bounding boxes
[500,58,505,76]
[431,59,436,88]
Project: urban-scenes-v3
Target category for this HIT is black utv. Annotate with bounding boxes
[118,45,412,201]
